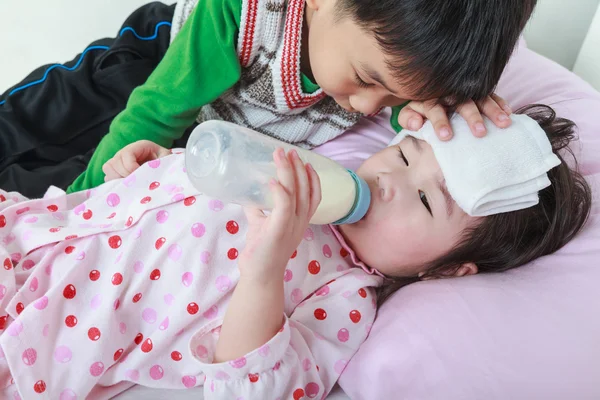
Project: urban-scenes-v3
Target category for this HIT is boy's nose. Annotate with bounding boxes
[349,95,383,116]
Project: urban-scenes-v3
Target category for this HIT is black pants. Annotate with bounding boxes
[0,2,176,198]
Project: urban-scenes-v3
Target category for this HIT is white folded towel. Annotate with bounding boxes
[389,114,561,216]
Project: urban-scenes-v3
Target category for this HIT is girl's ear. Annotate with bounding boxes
[418,263,478,281]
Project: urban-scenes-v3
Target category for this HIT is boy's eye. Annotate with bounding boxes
[354,73,371,89]
[398,148,409,166]
[419,190,432,216]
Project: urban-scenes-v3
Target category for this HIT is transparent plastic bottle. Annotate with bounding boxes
[185,120,371,225]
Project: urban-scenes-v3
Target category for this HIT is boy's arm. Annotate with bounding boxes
[67,0,242,193]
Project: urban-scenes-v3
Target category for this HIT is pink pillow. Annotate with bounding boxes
[314,45,600,399]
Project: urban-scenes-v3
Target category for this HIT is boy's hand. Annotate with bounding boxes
[239,148,322,282]
[398,93,512,140]
[102,140,171,182]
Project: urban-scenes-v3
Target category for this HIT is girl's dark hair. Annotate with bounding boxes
[377,105,593,305]
[336,0,537,106]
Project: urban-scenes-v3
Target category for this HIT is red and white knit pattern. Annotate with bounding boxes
[171,0,360,149]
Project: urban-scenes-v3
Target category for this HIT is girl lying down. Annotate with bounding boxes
[0,105,591,399]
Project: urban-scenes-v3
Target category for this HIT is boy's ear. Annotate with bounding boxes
[418,262,478,281]
[305,0,324,11]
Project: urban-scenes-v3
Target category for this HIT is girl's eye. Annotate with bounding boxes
[419,190,432,216]
[354,73,371,89]
[398,148,409,166]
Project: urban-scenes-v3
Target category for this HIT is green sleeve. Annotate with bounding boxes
[389,104,407,133]
[67,0,242,193]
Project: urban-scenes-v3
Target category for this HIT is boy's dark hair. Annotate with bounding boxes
[378,105,593,305]
[336,0,537,106]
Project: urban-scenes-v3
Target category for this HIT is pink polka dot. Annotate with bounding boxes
[149,364,164,380]
[148,159,161,169]
[291,288,304,304]
[322,244,332,258]
[22,348,37,366]
[168,244,182,261]
[214,371,230,381]
[182,375,197,388]
[90,294,102,310]
[0,284,5,300]
[24,216,38,223]
[305,382,320,398]
[54,346,72,363]
[21,231,32,242]
[123,175,136,187]
[321,225,332,235]
[142,308,157,324]
[159,317,169,331]
[195,345,208,359]
[258,345,270,358]
[200,251,211,264]
[208,199,224,212]
[304,228,315,241]
[134,228,142,239]
[156,210,169,224]
[164,293,175,306]
[33,296,48,310]
[7,320,23,336]
[182,272,193,287]
[12,389,21,400]
[302,358,312,371]
[18,259,31,272]
[42,324,49,337]
[59,389,77,400]
[337,329,350,343]
[76,251,86,261]
[283,269,293,282]
[119,322,127,334]
[336,264,350,272]
[45,264,53,275]
[125,369,139,381]
[172,193,185,202]
[133,261,144,273]
[315,286,330,296]
[73,204,85,215]
[106,193,120,207]
[90,362,104,377]
[191,223,206,238]
[202,305,218,320]
[334,359,347,374]
[229,357,246,369]
[215,276,231,292]
[342,291,352,298]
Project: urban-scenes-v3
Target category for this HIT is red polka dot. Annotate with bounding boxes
[114,299,121,310]
[125,217,133,227]
[308,260,321,275]
[16,302,24,315]
[149,182,160,190]
[293,388,305,400]
[226,220,239,234]
[291,250,298,259]
[358,288,367,298]
[107,212,116,219]
[65,246,75,254]
[132,293,142,303]
[171,351,182,361]
[141,338,153,353]
[187,302,199,315]
[88,327,101,341]
[82,210,93,220]
[111,273,123,285]
[47,205,58,212]
[134,333,144,345]
[0,195,4,202]
[65,235,78,241]
[149,269,161,281]
[0,315,7,330]
[183,196,196,206]
[65,315,77,327]
[63,284,76,299]
[314,308,327,320]
[34,380,46,394]
[340,248,349,258]
[155,237,166,250]
[140,196,152,204]
[49,227,61,233]
[113,348,124,361]
[248,373,259,383]
[89,270,100,281]
[227,248,238,260]
[0,215,5,228]
[3,258,12,270]
[108,235,122,249]
[349,310,362,323]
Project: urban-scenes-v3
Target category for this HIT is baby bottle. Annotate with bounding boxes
[185,120,371,225]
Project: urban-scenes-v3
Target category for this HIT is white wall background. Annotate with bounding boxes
[0,0,599,93]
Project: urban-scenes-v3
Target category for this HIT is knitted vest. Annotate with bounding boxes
[171,0,361,148]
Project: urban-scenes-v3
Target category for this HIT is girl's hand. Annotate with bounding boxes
[102,140,171,182]
[239,148,322,282]
[398,93,512,140]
